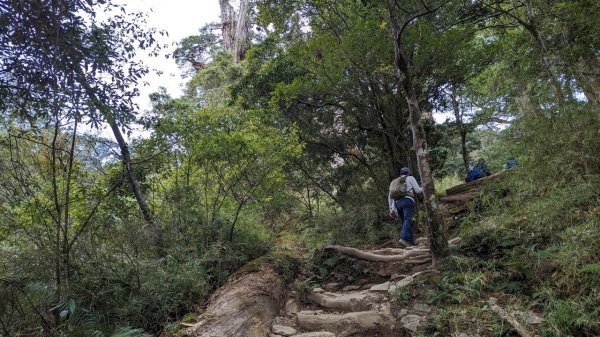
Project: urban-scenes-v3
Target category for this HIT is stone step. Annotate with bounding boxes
[306,289,384,312]
[291,332,335,337]
[296,309,394,335]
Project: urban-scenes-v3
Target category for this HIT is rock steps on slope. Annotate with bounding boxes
[267,241,445,337]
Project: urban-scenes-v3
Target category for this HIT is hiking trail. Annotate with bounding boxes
[181,173,540,337]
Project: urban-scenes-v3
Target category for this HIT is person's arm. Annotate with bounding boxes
[407,176,423,194]
[388,192,398,218]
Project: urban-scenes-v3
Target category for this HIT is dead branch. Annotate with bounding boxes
[488,298,535,337]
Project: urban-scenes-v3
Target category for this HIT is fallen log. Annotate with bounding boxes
[324,245,431,263]
[440,191,478,204]
[184,266,285,337]
[445,171,504,196]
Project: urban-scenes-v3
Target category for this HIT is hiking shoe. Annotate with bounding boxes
[398,239,411,248]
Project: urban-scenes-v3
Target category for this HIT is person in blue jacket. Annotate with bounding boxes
[466,159,491,182]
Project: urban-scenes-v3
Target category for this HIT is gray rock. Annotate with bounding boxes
[322,283,340,292]
[413,303,432,313]
[389,276,414,294]
[458,333,473,337]
[390,273,409,281]
[341,285,361,292]
[519,311,543,324]
[272,324,297,336]
[312,287,325,293]
[396,276,414,288]
[401,314,422,332]
[292,332,335,337]
[270,335,283,337]
[285,298,301,316]
[369,281,390,292]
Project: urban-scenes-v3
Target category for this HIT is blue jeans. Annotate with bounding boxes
[395,197,416,245]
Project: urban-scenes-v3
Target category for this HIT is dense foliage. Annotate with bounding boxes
[1,0,598,336]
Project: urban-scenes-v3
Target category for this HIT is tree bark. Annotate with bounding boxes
[219,0,235,52]
[107,120,164,250]
[233,0,253,61]
[62,117,78,298]
[325,245,431,263]
[522,0,565,114]
[185,266,286,337]
[386,0,448,258]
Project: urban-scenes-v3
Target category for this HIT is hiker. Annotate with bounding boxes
[388,167,423,247]
[504,157,518,169]
[466,158,491,182]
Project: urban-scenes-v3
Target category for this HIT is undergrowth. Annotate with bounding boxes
[428,165,600,337]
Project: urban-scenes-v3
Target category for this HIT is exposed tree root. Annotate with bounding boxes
[324,245,431,263]
[369,247,411,254]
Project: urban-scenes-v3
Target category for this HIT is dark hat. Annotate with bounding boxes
[400,167,410,175]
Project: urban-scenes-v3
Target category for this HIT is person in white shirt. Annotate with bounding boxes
[388,167,423,247]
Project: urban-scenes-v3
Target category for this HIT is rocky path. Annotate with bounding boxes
[183,177,505,337]
[265,239,449,337]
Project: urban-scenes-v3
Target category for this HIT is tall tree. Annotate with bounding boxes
[385,0,448,258]
[0,0,163,250]
[219,0,255,61]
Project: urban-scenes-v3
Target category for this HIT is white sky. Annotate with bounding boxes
[118,0,221,111]
[86,0,220,139]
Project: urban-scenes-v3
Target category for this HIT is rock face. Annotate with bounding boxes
[184,266,285,337]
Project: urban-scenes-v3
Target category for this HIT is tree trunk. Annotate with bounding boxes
[108,120,164,250]
[219,0,235,52]
[523,0,565,114]
[62,117,78,298]
[233,0,252,61]
[450,89,470,173]
[50,115,63,328]
[501,0,565,114]
[72,65,164,253]
[386,0,448,259]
